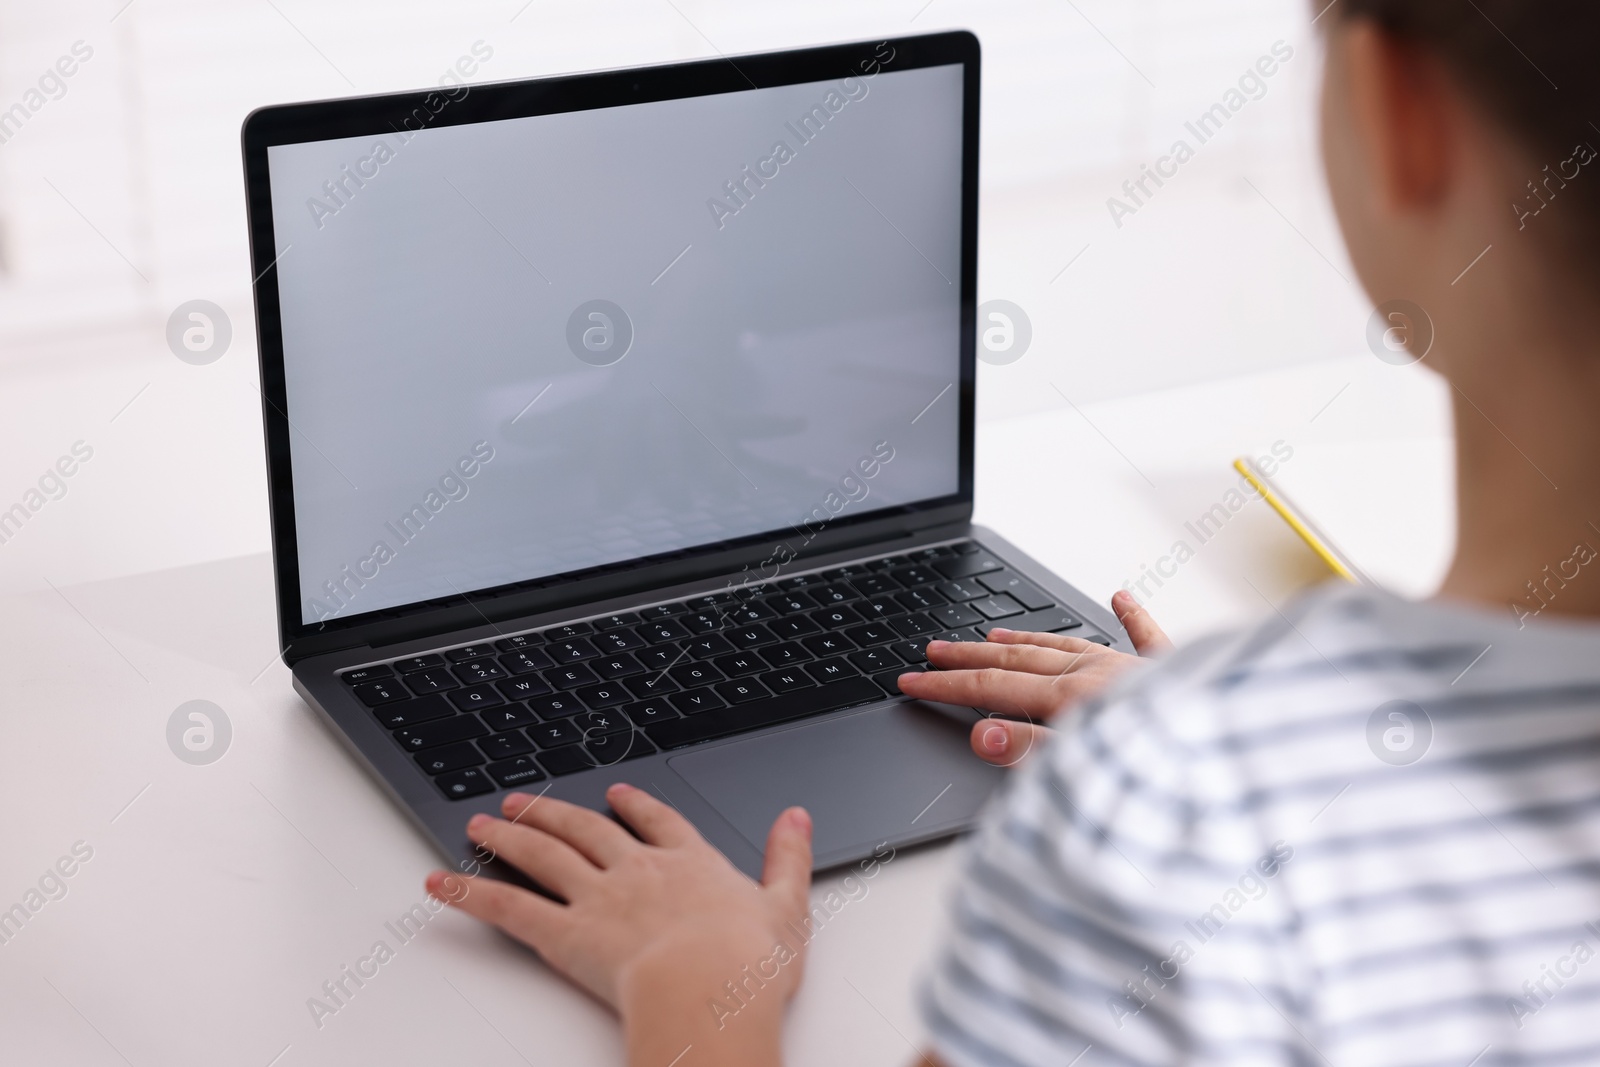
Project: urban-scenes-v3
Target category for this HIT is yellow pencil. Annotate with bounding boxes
[1233,456,1366,584]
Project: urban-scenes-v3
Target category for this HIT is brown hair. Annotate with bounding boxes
[1323,0,1600,261]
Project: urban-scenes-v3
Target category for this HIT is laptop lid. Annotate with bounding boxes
[242,31,980,665]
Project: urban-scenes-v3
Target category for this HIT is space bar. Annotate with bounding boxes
[645,677,883,750]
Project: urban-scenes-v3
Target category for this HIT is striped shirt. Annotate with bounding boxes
[921,583,1600,1067]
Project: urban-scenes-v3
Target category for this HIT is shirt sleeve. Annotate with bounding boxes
[919,654,1304,1067]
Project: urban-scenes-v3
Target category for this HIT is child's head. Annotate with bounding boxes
[1317,1,1599,360]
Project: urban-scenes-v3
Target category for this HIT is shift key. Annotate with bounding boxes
[975,607,1082,637]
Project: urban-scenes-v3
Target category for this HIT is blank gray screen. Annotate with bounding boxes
[267,63,964,625]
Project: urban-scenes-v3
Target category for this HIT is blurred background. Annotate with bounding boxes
[0,0,1452,638]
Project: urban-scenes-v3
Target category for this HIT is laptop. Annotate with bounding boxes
[241,30,1130,882]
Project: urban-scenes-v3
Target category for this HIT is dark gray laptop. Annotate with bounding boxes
[242,30,1129,881]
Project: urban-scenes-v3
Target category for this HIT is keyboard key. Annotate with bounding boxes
[760,669,813,694]
[1085,633,1112,646]
[549,639,600,663]
[453,659,507,684]
[713,652,766,677]
[915,544,960,561]
[593,654,644,680]
[801,633,856,657]
[715,678,771,704]
[936,579,988,602]
[576,684,631,710]
[930,603,984,628]
[481,703,540,731]
[546,664,599,690]
[643,620,692,643]
[975,607,1082,636]
[373,694,454,729]
[728,603,776,624]
[890,565,941,588]
[479,731,536,761]
[810,583,858,606]
[415,742,484,775]
[844,623,897,647]
[593,612,640,631]
[978,571,1056,611]
[352,679,409,706]
[626,674,680,698]
[486,755,547,787]
[727,625,777,650]
[594,628,647,653]
[435,767,495,799]
[538,745,596,777]
[498,675,553,701]
[970,595,1026,620]
[638,603,686,620]
[760,643,811,669]
[402,668,459,695]
[573,710,630,736]
[646,676,881,750]
[393,654,444,673]
[624,700,679,726]
[873,666,924,696]
[529,718,583,747]
[529,694,584,719]
[447,645,498,662]
[494,634,543,652]
[447,685,505,711]
[500,648,556,673]
[809,605,862,629]
[635,646,685,671]
[341,665,393,685]
[935,552,1003,579]
[669,662,723,688]
[777,574,826,591]
[685,634,735,659]
[544,623,593,640]
[766,591,816,614]
[680,612,723,633]
[896,587,946,612]
[671,690,726,715]
[849,647,900,673]
[889,613,940,637]
[857,598,904,619]
[851,575,900,597]
[806,657,855,683]
[878,553,912,568]
[395,715,488,751]
[823,564,873,581]
[584,731,655,765]
[890,639,933,665]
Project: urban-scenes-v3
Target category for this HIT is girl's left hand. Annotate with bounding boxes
[427,784,813,1067]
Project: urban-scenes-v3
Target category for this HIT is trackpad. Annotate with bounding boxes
[668,701,1006,867]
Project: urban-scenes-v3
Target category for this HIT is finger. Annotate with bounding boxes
[426,869,568,949]
[896,667,1067,720]
[1112,590,1174,656]
[983,628,1106,655]
[501,792,637,868]
[926,637,1088,677]
[970,718,1052,766]
[467,814,599,900]
[761,807,814,915]
[605,783,700,848]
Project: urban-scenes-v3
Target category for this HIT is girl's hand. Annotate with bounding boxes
[427,784,812,1067]
[896,590,1171,765]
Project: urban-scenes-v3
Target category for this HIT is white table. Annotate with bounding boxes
[0,353,1452,1066]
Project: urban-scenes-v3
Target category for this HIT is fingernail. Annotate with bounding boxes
[786,807,812,833]
[607,782,635,794]
[988,628,1010,637]
[505,792,531,805]
[467,814,491,833]
[981,726,1009,754]
[926,639,948,651]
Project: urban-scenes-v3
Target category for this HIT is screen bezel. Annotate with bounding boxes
[242,30,980,664]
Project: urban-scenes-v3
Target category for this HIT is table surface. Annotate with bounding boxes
[0,353,1453,1067]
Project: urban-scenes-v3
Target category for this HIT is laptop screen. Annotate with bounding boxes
[265,61,966,626]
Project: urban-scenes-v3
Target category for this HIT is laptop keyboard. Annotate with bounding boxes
[341,540,1104,800]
